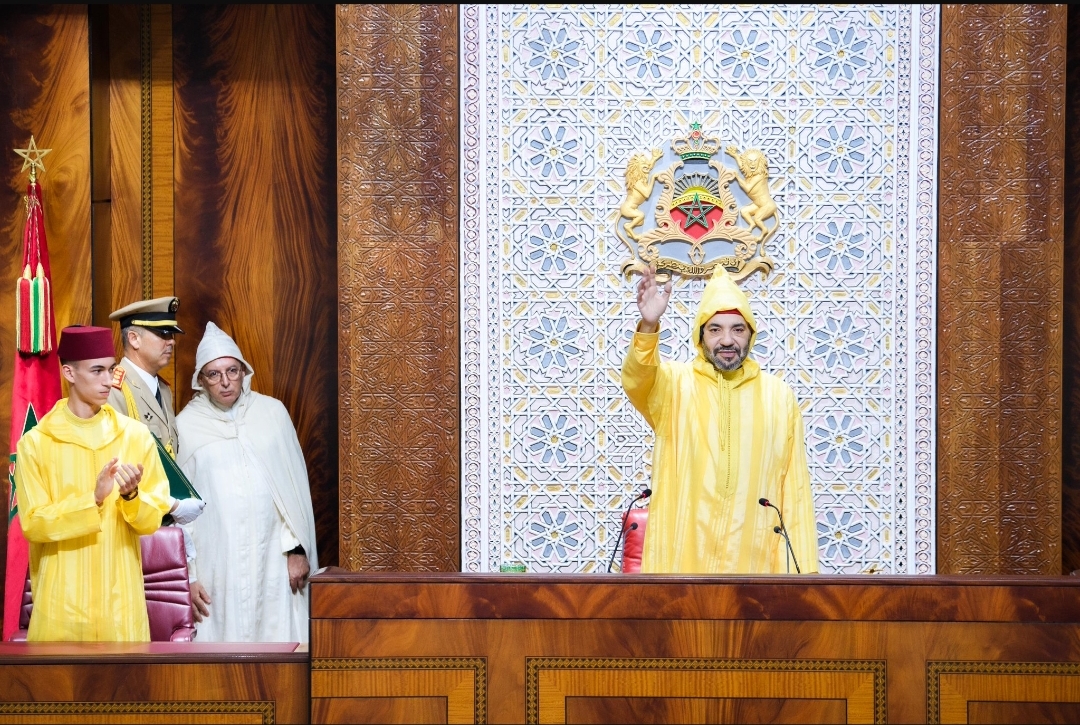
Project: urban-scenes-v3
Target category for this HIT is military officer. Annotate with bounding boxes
[107,297,182,456]
[108,297,204,531]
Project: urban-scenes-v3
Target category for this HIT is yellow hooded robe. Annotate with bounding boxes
[15,401,171,641]
[622,270,819,574]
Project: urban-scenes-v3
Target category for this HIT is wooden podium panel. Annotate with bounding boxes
[310,574,1080,724]
[0,642,309,724]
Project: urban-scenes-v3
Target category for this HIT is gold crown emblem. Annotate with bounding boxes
[616,122,779,282]
[671,122,721,161]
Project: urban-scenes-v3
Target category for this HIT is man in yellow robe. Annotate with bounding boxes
[622,267,819,574]
[15,326,171,641]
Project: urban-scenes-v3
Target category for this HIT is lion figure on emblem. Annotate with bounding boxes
[620,149,664,242]
[726,145,777,238]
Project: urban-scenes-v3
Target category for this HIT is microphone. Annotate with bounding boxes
[607,488,651,572]
[758,498,801,574]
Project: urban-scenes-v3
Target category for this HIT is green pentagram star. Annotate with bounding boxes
[676,192,714,231]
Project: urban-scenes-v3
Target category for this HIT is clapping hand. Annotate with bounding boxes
[636,265,672,333]
[115,463,143,499]
[95,458,143,505]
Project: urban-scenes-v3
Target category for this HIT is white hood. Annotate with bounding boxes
[191,322,255,392]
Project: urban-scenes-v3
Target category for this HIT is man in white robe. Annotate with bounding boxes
[176,322,318,642]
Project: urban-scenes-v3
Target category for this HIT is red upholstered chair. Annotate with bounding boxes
[621,507,649,573]
[8,526,195,642]
[8,571,33,641]
[141,526,196,642]
[19,571,32,630]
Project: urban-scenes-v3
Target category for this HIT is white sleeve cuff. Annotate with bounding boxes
[280,521,301,554]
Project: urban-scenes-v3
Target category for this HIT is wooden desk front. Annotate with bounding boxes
[0,642,308,724]
[310,574,1080,724]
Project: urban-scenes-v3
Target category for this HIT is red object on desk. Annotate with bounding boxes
[621,507,649,573]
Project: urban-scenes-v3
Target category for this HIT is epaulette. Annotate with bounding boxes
[111,367,127,390]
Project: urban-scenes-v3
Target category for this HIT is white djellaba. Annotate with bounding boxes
[176,322,318,643]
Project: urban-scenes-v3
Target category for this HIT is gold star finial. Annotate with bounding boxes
[13,136,51,183]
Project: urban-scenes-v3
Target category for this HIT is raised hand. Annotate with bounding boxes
[636,266,672,333]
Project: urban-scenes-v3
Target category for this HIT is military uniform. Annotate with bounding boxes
[107,296,183,456]
[107,296,203,552]
[107,361,179,456]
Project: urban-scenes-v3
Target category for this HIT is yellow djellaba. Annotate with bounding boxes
[622,268,819,574]
[16,402,170,640]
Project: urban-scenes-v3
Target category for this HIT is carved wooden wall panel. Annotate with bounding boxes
[172,5,339,566]
[937,4,1066,575]
[0,6,93,603]
[1063,7,1080,575]
[337,5,460,571]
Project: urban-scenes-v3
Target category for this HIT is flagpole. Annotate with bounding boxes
[4,136,61,640]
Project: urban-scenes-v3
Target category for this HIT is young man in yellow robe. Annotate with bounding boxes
[15,326,171,641]
[622,267,819,574]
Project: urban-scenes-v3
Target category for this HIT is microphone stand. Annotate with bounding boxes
[606,488,650,573]
[759,498,801,574]
[774,525,791,574]
[605,523,638,573]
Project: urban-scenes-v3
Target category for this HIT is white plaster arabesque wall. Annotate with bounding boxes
[460,5,939,574]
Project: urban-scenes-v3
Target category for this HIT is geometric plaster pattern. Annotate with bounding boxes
[461,4,939,574]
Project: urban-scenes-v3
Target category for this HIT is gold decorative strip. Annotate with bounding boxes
[312,657,486,724]
[927,661,1080,724]
[0,700,273,724]
[525,657,886,725]
[138,4,152,300]
[147,3,173,302]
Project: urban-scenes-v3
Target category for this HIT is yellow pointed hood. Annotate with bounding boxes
[693,266,757,361]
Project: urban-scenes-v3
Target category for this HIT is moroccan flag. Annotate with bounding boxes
[4,179,61,639]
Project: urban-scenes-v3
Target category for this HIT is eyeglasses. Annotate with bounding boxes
[201,366,243,384]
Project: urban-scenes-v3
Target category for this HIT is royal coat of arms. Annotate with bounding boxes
[616,123,778,281]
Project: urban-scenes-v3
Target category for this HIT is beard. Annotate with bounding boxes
[705,342,749,372]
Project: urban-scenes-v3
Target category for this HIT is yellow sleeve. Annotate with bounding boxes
[621,330,670,429]
[116,432,171,536]
[14,436,102,543]
[779,390,820,574]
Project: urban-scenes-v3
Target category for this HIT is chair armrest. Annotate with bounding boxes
[169,627,196,642]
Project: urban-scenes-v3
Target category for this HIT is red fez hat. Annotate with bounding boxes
[57,326,115,362]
